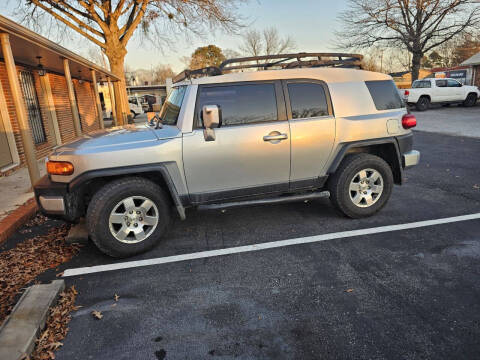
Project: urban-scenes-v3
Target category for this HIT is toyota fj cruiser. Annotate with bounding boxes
[34,53,420,257]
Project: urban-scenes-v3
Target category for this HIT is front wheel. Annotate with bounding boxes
[87,177,171,257]
[328,154,394,218]
[463,93,477,107]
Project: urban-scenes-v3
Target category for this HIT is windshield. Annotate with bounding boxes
[412,80,431,88]
[159,86,187,125]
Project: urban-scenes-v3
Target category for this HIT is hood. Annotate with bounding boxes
[52,124,180,155]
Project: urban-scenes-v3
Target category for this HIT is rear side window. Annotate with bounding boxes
[197,83,277,126]
[412,80,431,88]
[287,83,329,119]
[365,80,403,110]
[436,80,447,88]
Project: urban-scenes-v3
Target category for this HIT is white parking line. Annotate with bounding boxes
[63,213,480,277]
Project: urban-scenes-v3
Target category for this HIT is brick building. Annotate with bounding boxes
[461,52,480,87]
[0,15,121,185]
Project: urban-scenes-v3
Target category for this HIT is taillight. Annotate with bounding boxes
[404,90,410,96]
[402,114,416,129]
[46,161,74,175]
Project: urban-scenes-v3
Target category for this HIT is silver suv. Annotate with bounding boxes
[34,53,420,257]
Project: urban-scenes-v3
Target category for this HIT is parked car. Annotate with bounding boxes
[127,96,144,117]
[405,78,479,111]
[34,53,420,258]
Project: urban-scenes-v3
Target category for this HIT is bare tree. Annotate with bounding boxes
[239,27,296,57]
[153,64,175,84]
[19,0,244,122]
[336,0,480,81]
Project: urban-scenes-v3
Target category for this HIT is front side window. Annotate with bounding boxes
[159,86,187,125]
[287,83,329,119]
[365,80,403,110]
[447,79,462,87]
[412,80,431,88]
[197,83,277,127]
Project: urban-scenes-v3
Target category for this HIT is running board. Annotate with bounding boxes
[197,191,330,211]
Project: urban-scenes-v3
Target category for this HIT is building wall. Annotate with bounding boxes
[73,79,101,133]
[392,69,432,89]
[0,61,101,174]
[474,65,480,87]
[49,73,77,144]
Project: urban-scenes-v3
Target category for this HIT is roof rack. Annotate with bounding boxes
[173,52,363,83]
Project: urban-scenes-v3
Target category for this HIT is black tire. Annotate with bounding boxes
[328,153,394,219]
[415,96,430,111]
[86,177,171,258]
[463,93,477,107]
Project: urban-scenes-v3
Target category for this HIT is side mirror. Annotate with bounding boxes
[202,105,221,141]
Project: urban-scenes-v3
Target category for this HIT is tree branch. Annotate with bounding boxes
[31,0,104,38]
[29,0,106,48]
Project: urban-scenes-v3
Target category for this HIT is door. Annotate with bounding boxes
[183,81,290,202]
[283,80,335,189]
[0,117,13,168]
[433,79,449,102]
[447,79,464,101]
[19,71,47,144]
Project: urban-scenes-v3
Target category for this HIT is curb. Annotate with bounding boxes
[0,198,38,245]
[0,280,65,360]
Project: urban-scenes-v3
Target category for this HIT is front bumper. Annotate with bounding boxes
[34,175,73,219]
[402,150,420,168]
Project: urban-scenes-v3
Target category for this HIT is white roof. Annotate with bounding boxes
[461,52,480,66]
[177,67,391,86]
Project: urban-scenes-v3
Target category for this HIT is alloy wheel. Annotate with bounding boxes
[349,168,384,208]
[108,196,159,243]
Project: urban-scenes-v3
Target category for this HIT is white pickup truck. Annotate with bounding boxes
[405,78,479,111]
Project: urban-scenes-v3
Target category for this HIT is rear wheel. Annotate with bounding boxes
[86,177,171,257]
[463,93,477,107]
[328,154,394,218]
[415,96,430,111]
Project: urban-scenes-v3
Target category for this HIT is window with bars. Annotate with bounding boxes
[19,70,47,144]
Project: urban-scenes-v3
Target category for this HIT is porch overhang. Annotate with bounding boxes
[0,14,118,83]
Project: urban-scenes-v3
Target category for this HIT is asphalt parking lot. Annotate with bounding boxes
[412,102,480,138]
[10,108,480,359]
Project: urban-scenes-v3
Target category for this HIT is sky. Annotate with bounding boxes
[1,0,350,73]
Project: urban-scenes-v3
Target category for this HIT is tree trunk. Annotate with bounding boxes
[105,48,131,126]
[411,51,423,83]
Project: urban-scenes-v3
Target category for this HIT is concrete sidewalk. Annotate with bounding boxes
[0,160,46,222]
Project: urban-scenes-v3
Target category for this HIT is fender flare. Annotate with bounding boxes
[69,162,187,220]
[327,137,404,184]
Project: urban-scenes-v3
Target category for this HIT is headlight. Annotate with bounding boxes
[46,161,74,175]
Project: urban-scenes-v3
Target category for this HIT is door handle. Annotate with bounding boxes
[263,133,288,142]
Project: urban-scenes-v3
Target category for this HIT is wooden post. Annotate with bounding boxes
[39,74,62,145]
[108,79,118,126]
[90,69,104,129]
[112,80,126,125]
[63,58,82,137]
[0,33,40,186]
[0,72,20,167]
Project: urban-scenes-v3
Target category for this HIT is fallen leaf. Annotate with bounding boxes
[92,310,103,320]
[111,303,117,307]
[114,294,119,302]
[473,184,480,190]
[346,288,354,293]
